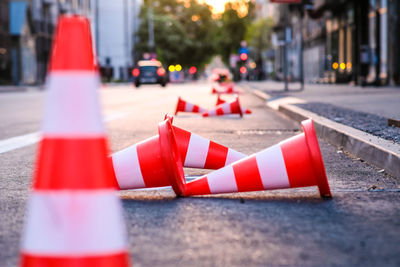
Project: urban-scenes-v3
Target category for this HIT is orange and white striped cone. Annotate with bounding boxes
[111,117,186,195]
[175,97,207,115]
[111,117,247,190]
[176,119,331,198]
[203,96,243,117]
[216,95,252,114]
[212,82,242,95]
[171,123,246,169]
[19,15,130,267]
[220,82,234,93]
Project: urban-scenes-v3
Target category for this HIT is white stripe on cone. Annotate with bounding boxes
[221,102,231,113]
[207,165,238,194]
[225,149,247,166]
[112,142,146,189]
[198,107,207,113]
[256,144,290,189]
[21,191,127,255]
[42,72,104,136]
[184,102,194,112]
[184,133,210,168]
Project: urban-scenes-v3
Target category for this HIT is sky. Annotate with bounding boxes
[201,0,231,13]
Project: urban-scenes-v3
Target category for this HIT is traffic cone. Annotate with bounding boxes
[203,96,243,117]
[111,116,247,190]
[176,119,331,198]
[212,82,241,94]
[19,15,130,266]
[175,97,207,115]
[110,116,186,194]
[216,95,252,114]
[220,82,234,93]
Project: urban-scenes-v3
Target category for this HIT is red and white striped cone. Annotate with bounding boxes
[220,82,234,93]
[203,96,243,117]
[211,82,242,94]
[111,117,247,190]
[172,124,246,169]
[19,15,130,267]
[175,97,207,115]
[111,117,186,195]
[176,119,331,198]
[216,95,252,114]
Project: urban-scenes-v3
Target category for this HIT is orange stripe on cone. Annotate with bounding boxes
[203,96,243,117]
[111,117,247,190]
[216,96,251,114]
[20,15,130,267]
[168,119,331,198]
[175,97,207,115]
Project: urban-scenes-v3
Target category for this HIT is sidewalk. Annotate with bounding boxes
[242,81,400,120]
[240,81,400,178]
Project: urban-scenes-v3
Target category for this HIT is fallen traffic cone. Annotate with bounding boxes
[176,119,331,198]
[220,82,234,93]
[203,96,243,117]
[111,116,247,190]
[216,95,252,114]
[171,118,246,169]
[20,15,130,266]
[211,82,242,94]
[111,116,186,194]
[175,96,207,115]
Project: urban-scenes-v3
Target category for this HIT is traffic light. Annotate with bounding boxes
[240,53,248,62]
[189,66,197,75]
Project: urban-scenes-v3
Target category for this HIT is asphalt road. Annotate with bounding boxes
[0,82,399,266]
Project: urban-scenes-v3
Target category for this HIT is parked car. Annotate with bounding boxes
[132,60,167,87]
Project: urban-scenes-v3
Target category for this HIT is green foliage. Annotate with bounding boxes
[134,0,257,69]
[135,0,217,69]
[245,17,274,61]
[214,1,255,65]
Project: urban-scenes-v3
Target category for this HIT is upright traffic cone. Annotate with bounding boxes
[203,96,243,117]
[175,97,207,115]
[20,15,130,266]
[111,116,186,194]
[176,119,331,198]
[111,116,247,190]
[216,95,252,114]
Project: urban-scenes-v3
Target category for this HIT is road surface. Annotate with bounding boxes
[0,82,399,266]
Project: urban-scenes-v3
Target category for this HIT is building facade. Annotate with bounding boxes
[0,0,11,84]
[4,0,92,85]
[95,0,142,81]
[272,0,400,86]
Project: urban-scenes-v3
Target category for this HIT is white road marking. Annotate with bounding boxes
[0,132,41,154]
[0,111,132,154]
[0,94,176,155]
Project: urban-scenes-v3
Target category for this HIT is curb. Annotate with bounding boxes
[240,84,400,178]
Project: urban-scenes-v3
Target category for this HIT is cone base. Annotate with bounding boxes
[21,252,130,267]
[301,119,332,198]
[158,119,186,196]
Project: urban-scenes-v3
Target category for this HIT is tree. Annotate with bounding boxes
[245,17,274,66]
[135,0,217,69]
[215,0,255,65]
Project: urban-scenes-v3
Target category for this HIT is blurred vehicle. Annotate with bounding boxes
[132,60,167,87]
[210,68,232,83]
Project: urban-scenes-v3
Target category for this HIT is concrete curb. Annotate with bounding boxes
[240,84,400,178]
